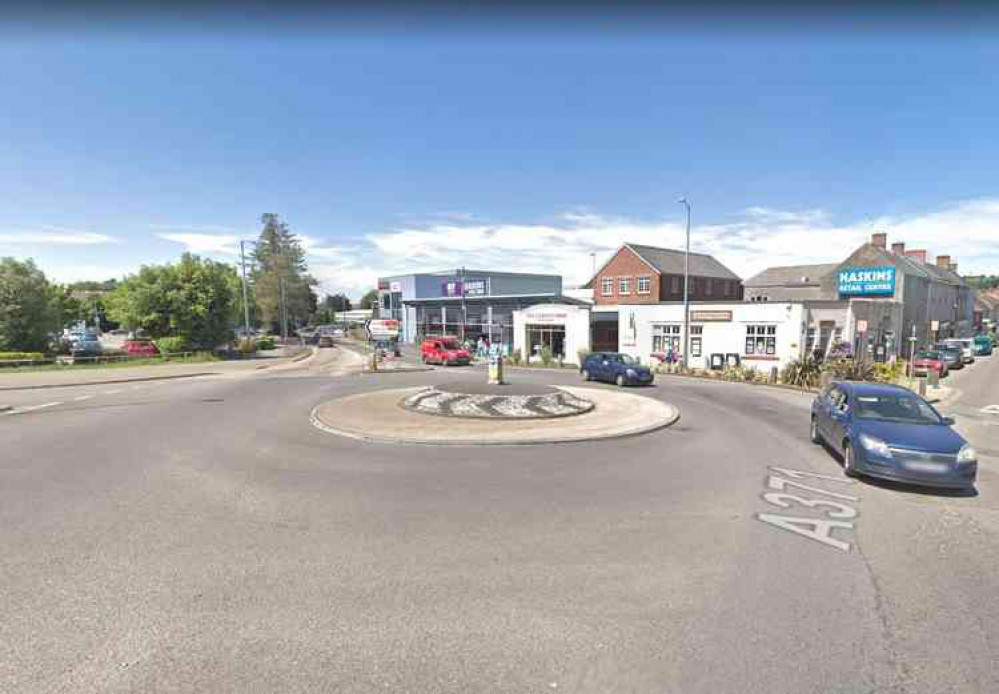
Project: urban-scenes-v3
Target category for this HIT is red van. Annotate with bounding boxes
[421,338,471,366]
[124,339,160,357]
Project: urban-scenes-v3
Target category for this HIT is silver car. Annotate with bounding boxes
[943,338,975,364]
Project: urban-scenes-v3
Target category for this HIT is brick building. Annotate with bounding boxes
[582,243,743,351]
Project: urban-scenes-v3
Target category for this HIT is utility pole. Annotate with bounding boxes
[678,197,692,371]
[239,240,251,340]
[460,265,467,343]
[908,324,917,379]
[279,275,288,341]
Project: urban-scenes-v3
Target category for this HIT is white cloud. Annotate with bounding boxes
[0,227,115,245]
[156,232,241,255]
[312,197,999,298]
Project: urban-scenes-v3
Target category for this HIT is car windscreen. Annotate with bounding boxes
[620,354,640,366]
[915,351,939,360]
[854,393,941,425]
[441,340,460,350]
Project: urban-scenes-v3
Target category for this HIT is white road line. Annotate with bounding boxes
[131,385,144,390]
[103,389,124,395]
[11,402,63,414]
[73,395,94,402]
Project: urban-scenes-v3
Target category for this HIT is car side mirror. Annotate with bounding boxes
[942,416,955,426]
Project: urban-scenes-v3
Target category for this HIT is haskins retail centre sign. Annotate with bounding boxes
[838,266,896,296]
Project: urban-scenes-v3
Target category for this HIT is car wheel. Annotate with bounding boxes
[582,369,591,381]
[616,374,626,387]
[809,416,822,444]
[843,440,859,478]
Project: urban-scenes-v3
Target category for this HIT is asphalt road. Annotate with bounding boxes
[2,349,999,693]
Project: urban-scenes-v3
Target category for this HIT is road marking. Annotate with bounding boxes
[981,405,999,415]
[755,467,859,552]
[131,385,144,390]
[7,401,63,415]
[73,395,94,402]
[103,389,124,395]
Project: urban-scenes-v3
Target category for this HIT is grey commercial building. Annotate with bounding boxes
[744,232,975,359]
[376,269,586,346]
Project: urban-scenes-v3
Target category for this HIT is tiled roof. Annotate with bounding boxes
[744,263,839,288]
[625,243,742,281]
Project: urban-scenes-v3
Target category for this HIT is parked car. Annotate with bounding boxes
[911,350,948,378]
[421,338,470,366]
[123,339,159,357]
[933,344,964,370]
[810,381,976,489]
[942,338,975,364]
[972,334,993,356]
[581,352,654,387]
[318,335,334,348]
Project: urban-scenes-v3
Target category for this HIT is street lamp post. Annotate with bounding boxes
[678,197,691,371]
[239,241,252,340]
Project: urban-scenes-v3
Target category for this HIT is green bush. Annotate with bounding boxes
[781,356,822,388]
[154,336,189,354]
[873,360,906,384]
[822,357,875,382]
[255,336,277,350]
[539,345,553,367]
[0,351,44,361]
[510,348,522,365]
[236,338,257,355]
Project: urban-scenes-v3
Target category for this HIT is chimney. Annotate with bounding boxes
[891,241,906,255]
[905,249,928,264]
[936,254,951,269]
[871,232,887,248]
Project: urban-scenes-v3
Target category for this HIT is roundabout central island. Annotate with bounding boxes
[310,378,679,446]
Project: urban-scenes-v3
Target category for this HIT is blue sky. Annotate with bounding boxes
[3,17,999,296]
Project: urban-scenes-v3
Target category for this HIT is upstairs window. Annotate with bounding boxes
[637,276,652,294]
[619,277,631,295]
[601,277,613,296]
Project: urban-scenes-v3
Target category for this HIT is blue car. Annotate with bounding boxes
[810,381,977,489]
[581,352,654,387]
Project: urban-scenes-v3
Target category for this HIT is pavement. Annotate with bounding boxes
[3,346,999,693]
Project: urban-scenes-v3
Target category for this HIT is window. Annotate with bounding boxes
[705,279,713,297]
[724,280,733,297]
[691,325,703,357]
[637,276,652,294]
[601,277,613,296]
[745,324,777,355]
[671,276,681,293]
[652,323,681,353]
[619,277,631,295]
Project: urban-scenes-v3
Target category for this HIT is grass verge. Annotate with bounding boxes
[0,353,220,374]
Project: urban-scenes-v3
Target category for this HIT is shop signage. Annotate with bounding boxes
[389,281,402,293]
[690,310,732,322]
[856,319,868,333]
[838,266,896,296]
[441,278,489,298]
[525,308,569,323]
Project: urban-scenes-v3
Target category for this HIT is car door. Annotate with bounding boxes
[596,354,613,382]
[815,386,837,440]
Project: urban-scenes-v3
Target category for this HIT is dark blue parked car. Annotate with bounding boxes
[810,381,977,489]
[581,352,654,387]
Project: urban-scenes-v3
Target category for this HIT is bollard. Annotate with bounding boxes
[927,369,939,388]
[917,376,927,397]
[488,353,505,385]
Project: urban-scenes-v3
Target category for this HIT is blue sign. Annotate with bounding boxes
[838,265,896,296]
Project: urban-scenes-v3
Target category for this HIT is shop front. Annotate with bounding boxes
[512,304,592,364]
[617,303,808,370]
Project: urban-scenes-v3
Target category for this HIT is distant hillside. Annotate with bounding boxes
[964,275,999,290]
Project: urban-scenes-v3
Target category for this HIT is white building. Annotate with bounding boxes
[512,303,592,363]
[616,302,808,371]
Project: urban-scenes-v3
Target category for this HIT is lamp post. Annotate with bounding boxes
[678,197,691,370]
[238,240,254,340]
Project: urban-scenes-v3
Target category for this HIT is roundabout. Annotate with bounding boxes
[310,380,679,445]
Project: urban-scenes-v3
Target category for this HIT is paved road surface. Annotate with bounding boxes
[2,353,998,693]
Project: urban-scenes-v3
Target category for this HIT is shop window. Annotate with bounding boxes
[637,276,652,294]
[652,323,681,354]
[691,325,703,357]
[601,277,613,296]
[745,324,777,356]
[619,277,631,295]
[525,323,566,359]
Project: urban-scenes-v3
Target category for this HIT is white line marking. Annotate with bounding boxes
[767,475,858,502]
[13,401,63,414]
[769,466,853,484]
[757,513,852,552]
[981,405,999,415]
[73,395,94,402]
[103,389,123,395]
[131,385,144,390]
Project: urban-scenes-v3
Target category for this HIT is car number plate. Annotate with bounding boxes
[906,461,949,473]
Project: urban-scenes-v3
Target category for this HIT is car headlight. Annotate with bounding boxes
[859,433,893,458]
[957,445,977,465]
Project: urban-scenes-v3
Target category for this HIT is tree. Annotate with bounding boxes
[251,213,318,333]
[0,257,63,352]
[106,253,239,348]
[965,275,999,290]
[359,289,379,310]
[313,293,353,325]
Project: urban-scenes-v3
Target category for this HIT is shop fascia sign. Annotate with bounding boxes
[441,277,490,298]
[690,310,732,322]
[524,305,570,323]
[838,265,896,296]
